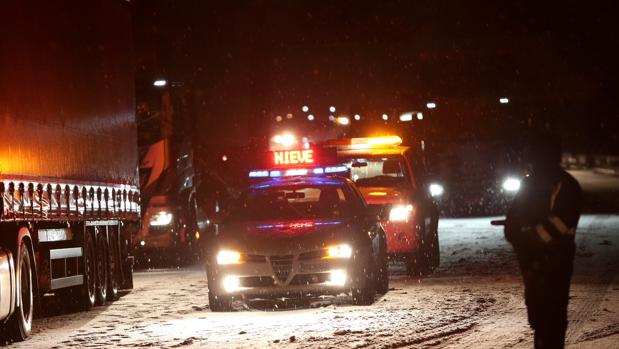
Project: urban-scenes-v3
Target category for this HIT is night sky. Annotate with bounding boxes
[132,1,618,156]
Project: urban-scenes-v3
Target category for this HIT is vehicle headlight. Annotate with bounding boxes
[502,177,521,192]
[325,244,353,259]
[326,269,347,286]
[389,204,413,222]
[150,211,173,226]
[216,250,242,265]
[222,275,241,292]
[429,183,444,197]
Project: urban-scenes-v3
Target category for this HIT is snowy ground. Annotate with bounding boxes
[11,213,618,348]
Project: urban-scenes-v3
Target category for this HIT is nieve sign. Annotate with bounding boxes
[273,149,314,166]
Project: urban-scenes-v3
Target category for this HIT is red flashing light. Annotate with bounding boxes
[273,149,314,166]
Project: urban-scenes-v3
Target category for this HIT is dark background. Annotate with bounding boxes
[132,0,618,162]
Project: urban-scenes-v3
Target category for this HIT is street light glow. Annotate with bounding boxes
[426,102,436,109]
[302,105,309,112]
[329,106,336,113]
[153,79,167,87]
[336,116,350,125]
[500,97,509,104]
[417,112,424,120]
[307,114,315,121]
[399,112,413,122]
[382,114,389,121]
[354,114,361,121]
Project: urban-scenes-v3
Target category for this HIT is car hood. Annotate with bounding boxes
[216,218,358,255]
[358,186,411,205]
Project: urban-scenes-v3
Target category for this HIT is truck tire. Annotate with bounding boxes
[81,230,96,310]
[376,235,389,295]
[106,229,120,301]
[428,229,440,270]
[95,232,108,305]
[351,254,377,305]
[7,239,34,341]
[208,291,233,312]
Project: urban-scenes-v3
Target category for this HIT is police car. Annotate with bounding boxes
[205,154,388,311]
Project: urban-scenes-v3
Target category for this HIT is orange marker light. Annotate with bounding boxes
[368,191,388,196]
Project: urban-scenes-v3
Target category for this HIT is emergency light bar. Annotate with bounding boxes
[249,165,348,178]
[324,136,403,150]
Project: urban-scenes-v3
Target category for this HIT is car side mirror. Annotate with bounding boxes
[365,204,386,221]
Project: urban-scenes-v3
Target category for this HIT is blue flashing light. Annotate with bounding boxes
[285,168,308,176]
[313,168,324,174]
[249,170,269,178]
[324,166,348,173]
[270,170,282,177]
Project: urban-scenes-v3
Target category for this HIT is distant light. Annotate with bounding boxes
[500,97,509,104]
[275,115,283,122]
[429,183,444,197]
[354,114,361,121]
[153,79,167,87]
[273,133,296,147]
[328,115,336,121]
[336,116,350,125]
[307,114,315,121]
[302,105,309,112]
[417,112,424,120]
[329,106,336,113]
[221,155,228,162]
[502,177,521,192]
[140,240,145,246]
[399,112,413,122]
[286,113,293,119]
[382,114,389,121]
[426,102,436,109]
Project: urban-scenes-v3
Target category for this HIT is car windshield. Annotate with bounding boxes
[228,184,356,222]
[342,156,410,188]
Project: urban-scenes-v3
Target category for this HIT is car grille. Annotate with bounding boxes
[270,255,294,282]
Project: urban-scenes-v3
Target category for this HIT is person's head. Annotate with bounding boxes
[523,131,562,172]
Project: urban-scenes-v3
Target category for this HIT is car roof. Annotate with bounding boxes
[249,176,349,189]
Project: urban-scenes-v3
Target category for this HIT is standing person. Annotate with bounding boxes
[504,132,583,349]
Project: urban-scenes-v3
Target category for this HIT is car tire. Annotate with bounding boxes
[208,291,233,312]
[7,238,34,342]
[351,253,377,305]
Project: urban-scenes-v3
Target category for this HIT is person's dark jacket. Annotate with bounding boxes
[504,167,583,269]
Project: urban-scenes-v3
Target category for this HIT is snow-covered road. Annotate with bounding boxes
[13,214,618,348]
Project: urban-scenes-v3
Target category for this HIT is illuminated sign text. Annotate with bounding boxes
[273,149,314,166]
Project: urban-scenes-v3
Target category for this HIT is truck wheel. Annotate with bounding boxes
[376,237,389,295]
[428,230,440,270]
[405,252,428,277]
[106,230,120,301]
[208,291,233,312]
[351,255,377,305]
[95,232,108,305]
[7,239,34,341]
[81,231,96,310]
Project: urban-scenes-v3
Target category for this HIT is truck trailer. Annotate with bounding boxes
[0,0,139,341]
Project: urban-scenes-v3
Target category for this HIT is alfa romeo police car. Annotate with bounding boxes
[206,166,388,311]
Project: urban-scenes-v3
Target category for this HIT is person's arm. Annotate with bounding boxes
[538,177,583,242]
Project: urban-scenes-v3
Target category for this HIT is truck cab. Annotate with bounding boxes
[328,136,440,275]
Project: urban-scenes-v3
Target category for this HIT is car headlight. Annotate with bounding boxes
[325,244,353,259]
[502,177,521,192]
[389,204,413,222]
[216,250,242,265]
[150,211,173,226]
[429,183,444,197]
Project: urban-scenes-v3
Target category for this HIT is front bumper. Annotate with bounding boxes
[210,251,354,298]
